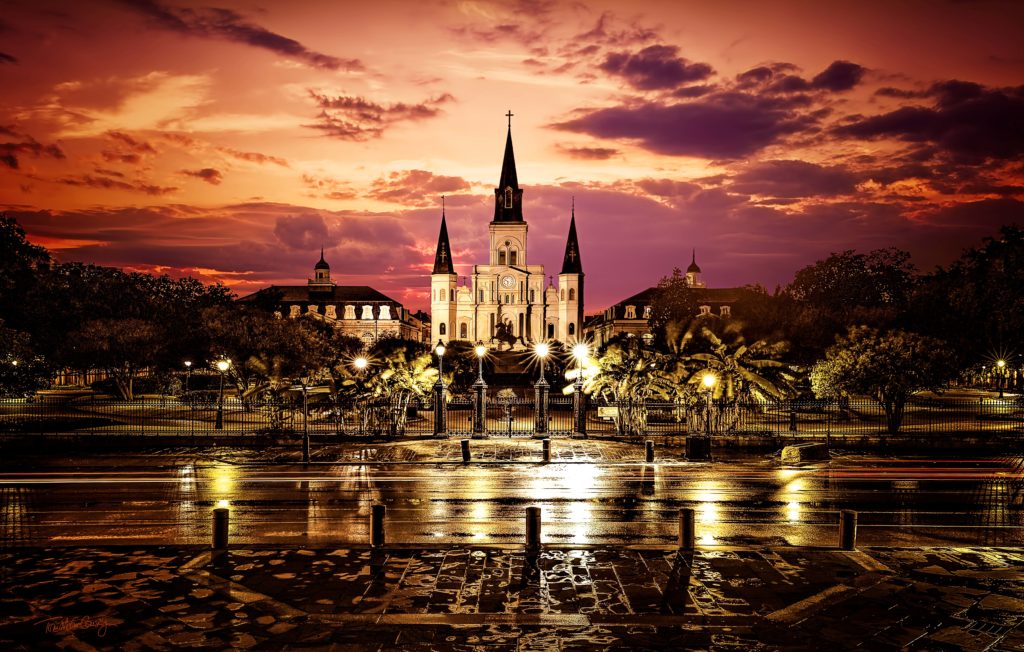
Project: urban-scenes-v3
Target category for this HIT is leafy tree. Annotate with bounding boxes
[0,215,50,332]
[0,320,49,396]
[648,267,697,349]
[908,225,1024,367]
[811,326,956,433]
[789,248,915,312]
[72,318,164,400]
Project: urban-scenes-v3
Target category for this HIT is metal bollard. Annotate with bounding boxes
[461,439,471,463]
[678,507,695,551]
[212,507,229,551]
[542,438,551,462]
[371,504,386,548]
[839,510,857,550]
[645,440,655,463]
[525,506,541,551]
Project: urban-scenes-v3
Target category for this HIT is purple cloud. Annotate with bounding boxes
[600,44,714,90]
[117,0,362,71]
[306,91,454,140]
[729,160,860,198]
[554,92,820,159]
[181,168,223,185]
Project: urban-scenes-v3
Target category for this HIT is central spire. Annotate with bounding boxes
[493,112,524,223]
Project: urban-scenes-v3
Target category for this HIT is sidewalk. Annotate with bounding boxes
[2,544,1022,650]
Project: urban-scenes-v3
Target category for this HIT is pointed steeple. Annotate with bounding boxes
[315,247,328,270]
[493,112,524,222]
[687,249,701,273]
[432,205,455,275]
[560,201,582,274]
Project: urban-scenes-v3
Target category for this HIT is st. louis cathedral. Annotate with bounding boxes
[431,117,584,348]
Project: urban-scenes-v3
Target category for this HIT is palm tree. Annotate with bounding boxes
[583,338,683,436]
[358,338,438,437]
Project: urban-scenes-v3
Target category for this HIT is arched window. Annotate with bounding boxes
[460,323,468,338]
[568,288,576,301]
[440,288,446,302]
[498,250,506,265]
[568,323,575,336]
[450,290,455,302]
[510,250,517,266]
[439,323,446,335]
[504,187,512,208]
[560,289,565,301]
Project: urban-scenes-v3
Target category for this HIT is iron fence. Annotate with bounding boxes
[0,393,1021,438]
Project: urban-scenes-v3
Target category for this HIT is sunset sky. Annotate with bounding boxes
[2,0,1023,312]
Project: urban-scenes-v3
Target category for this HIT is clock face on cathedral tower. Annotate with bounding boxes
[500,274,516,289]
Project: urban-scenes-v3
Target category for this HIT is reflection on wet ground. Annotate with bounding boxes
[0,443,1021,548]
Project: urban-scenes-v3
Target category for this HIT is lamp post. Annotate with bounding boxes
[433,339,447,436]
[354,356,368,436]
[534,343,550,435]
[701,371,717,436]
[214,359,230,430]
[997,359,1006,398]
[473,342,488,438]
[572,343,588,438]
[184,360,192,393]
[300,374,311,463]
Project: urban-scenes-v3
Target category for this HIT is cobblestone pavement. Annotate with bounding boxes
[2,545,1022,650]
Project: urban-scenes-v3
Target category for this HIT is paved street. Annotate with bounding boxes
[2,544,1023,650]
[1,441,1021,548]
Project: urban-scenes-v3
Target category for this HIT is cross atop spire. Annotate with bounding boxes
[560,204,583,275]
[432,206,455,275]
[493,114,524,222]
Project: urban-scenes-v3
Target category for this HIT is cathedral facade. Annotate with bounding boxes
[430,121,584,348]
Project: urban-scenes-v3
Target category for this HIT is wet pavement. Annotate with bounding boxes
[1,544,1022,650]
[1,442,1021,548]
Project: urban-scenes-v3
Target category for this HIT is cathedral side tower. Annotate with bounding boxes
[557,206,584,342]
[430,211,458,343]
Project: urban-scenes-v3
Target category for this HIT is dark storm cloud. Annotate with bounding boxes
[368,170,472,206]
[574,12,657,47]
[835,80,1024,163]
[181,168,223,185]
[1,129,66,169]
[116,0,363,71]
[553,92,820,159]
[273,213,328,250]
[810,61,866,92]
[58,174,176,195]
[730,160,860,198]
[737,60,865,94]
[557,144,620,160]
[306,92,454,141]
[0,52,16,64]
[600,44,714,90]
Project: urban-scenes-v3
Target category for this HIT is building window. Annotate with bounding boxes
[505,187,512,208]
[643,305,652,319]
[479,290,484,302]
[529,289,535,303]
[439,323,446,335]
[451,290,455,302]
[625,305,636,319]
[547,324,554,339]
[560,289,565,301]
[440,288,445,302]
[568,323,575,336]
[510,250,517,266]
[699,305,711,316]
[721,306,731,317]
[568,288,576,301]
[460,323,468,339]
[498,250,506,265]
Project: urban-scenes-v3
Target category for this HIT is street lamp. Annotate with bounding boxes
[997,359,1006,398]
[534,342,550,435]
[184,360,192,393]
[215,359,230,430]
[701,371,717,436]
[473,342,488,437]
[353,356,368,435]
[433,339,447,436]
[572,343,589,438]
